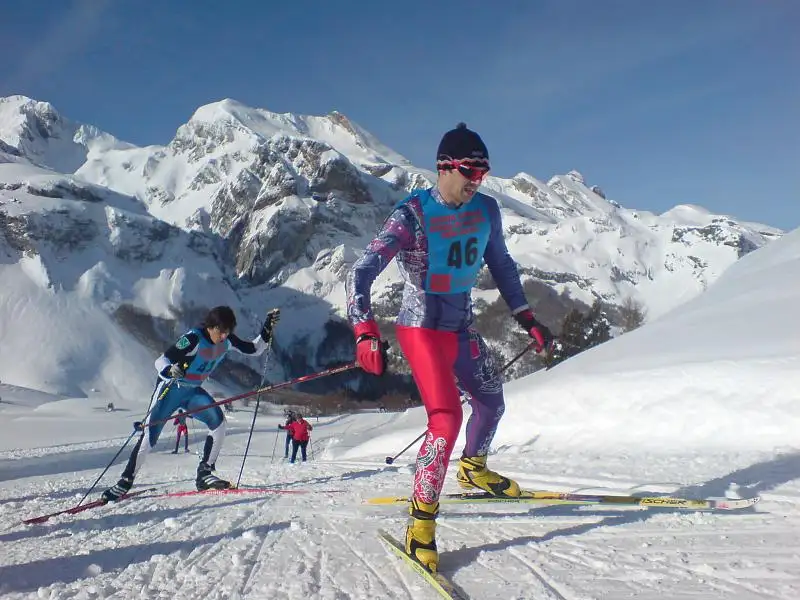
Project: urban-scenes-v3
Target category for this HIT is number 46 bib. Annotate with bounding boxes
[418,190,491,294]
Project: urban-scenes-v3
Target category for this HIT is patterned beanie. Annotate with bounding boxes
[436,122,489,165]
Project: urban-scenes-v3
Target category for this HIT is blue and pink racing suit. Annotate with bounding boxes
[346,186,529,504]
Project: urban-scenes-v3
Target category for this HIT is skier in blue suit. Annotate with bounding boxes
[102,306,280,502]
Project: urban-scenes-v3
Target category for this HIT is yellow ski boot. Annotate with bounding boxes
[456,455,521,497]
[405,497,439,572]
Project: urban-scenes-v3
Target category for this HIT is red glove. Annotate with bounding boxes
[354,321,387,375]
[514,309,554,353]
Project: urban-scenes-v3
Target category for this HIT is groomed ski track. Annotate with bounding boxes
[1,411,799,600]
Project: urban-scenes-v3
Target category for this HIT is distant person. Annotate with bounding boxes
[277,410,296,459]
[106,402,115,412]
[172,409,190,453]
[286,413,313,463]
[101,307,280,502]
[345,123,554,572]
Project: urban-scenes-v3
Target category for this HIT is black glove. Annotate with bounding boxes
[260,308,281,342]
[514,309,554,353]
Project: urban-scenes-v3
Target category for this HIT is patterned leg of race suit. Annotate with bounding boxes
[453,329,505,458]
[186,388,226,465]
[396,326,463,504]
[123,380,184,479]
[122,381,225,479]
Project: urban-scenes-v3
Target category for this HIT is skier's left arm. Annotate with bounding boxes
[482,196,528,315]
[227,309,281,356]
[482,197,553,351]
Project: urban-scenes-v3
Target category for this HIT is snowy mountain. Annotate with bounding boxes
[0,157,258,401]
[1,202,798,599]
[0,96,133,174]
[0,95,784,402]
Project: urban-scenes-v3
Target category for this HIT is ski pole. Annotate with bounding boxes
[75,425,139,507]
[384,340,538,465]
[236,314,277,488]
[74,379,177,507]
[270,430,279,464]
[144,362,359,428]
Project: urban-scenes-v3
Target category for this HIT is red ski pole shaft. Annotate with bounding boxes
[145,362,358,428]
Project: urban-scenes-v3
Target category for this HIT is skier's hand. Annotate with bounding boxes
[514,309,553,353]
[354,321,387,376]
[278,424,285,429]
[260,308,281,342]
[168,363,186,380]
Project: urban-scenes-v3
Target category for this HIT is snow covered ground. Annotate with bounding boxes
[2,230,800,598]
[1,403,798,600]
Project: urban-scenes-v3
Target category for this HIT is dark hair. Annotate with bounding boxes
[202,306,237,331]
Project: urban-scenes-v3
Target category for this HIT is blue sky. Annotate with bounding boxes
[1,0,797,229]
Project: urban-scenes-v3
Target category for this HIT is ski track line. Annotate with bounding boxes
[372,525,419,600]
[552,523,795,599]
[441,523,572,600]
[291,532,331,600]
[102,492,277,598]
[506,547,576,600]
[140,496,278,599]
[680,562,774,599]
[237,517,280,599]
[319,515,413,600]
[9,493,179,566]
[438,519,568,599]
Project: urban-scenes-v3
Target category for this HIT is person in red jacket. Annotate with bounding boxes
[286,413,312,463]
[171,409,190,454]
[277,410,296,459]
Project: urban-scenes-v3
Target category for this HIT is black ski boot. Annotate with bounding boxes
[101,475,133,503]
[196,462,231,491]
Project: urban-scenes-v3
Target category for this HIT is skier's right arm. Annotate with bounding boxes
[155,332,201,381]
[346,205,415,325]
[345,205,415,376]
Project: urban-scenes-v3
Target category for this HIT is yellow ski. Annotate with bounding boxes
[378,529,468,600]
[366,490,759,510]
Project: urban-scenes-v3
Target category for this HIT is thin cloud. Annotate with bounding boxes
[477,5,789,112]
[5,0,115,92]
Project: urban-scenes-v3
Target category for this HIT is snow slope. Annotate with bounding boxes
[0,222,799,598]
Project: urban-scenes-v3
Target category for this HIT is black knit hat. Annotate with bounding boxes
[436,122,489,164]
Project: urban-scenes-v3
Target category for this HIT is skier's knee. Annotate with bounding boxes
[429,407,462,445]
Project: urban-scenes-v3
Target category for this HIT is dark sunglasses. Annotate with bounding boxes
[439,159,490,183]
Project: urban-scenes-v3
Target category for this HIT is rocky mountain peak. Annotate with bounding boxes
[0,95,130,173]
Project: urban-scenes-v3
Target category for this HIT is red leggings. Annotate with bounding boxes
[396,326,463,504]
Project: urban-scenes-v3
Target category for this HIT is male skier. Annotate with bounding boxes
[101,306,280,501]
[346,123,553,571]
